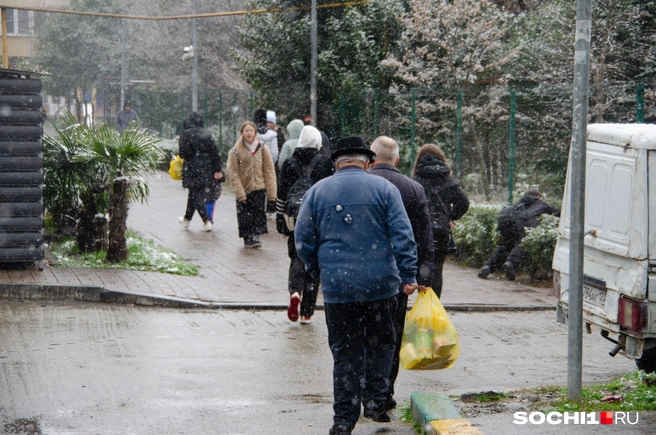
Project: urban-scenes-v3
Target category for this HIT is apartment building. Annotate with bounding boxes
[0,1,68,61]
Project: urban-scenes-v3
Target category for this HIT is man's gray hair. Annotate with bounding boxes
[335,153,370,166]
[370,136,399,162]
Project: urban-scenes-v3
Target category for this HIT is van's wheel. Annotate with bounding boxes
[635,347,656,373]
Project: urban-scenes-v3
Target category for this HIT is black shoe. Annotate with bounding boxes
[504,261,516,280]
[383,396,397,411]
[363,408,391,422]
[363,401,391,422]
[478,265,491,279]
[328,424,352,435]
[250,235,262,249]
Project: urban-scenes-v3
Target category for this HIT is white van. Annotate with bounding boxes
[553,123,656,372]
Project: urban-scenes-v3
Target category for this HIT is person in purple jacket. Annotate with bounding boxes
[295,136,418,435]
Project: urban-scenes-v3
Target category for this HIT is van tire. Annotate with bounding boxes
[635,348,656,373]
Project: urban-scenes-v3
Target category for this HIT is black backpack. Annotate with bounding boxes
[283,154,322,231]
[497,201,528,235]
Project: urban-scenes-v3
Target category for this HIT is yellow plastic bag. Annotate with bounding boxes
[400,288,459,370]
[169,155,183,180]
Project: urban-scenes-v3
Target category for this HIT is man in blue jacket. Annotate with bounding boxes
[295,136,418,435]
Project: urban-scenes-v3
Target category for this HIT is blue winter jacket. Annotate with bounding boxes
[294,166,418,304]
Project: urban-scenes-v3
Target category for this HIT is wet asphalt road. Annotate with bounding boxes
[1,300,654,435]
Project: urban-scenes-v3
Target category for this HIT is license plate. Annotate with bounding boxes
[583,284,607,308]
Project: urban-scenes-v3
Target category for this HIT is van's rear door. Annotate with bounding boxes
[557,137,648,331]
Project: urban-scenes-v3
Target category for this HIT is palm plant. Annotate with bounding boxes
[43,111,105,248]
[73,124,162,263]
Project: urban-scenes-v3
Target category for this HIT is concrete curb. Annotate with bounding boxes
[411,393,483,435]
[0,283,555,312]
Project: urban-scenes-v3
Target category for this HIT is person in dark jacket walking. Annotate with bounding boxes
[412,144,469,298]
[115,101,138,133]
[276,125,335,324]
[369,136,434,411]
[178,112,224,232]
[478,190,560,280]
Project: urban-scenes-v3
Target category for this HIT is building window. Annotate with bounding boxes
[3,9,30,36]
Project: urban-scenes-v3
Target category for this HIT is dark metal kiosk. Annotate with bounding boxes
[0,68,44,265]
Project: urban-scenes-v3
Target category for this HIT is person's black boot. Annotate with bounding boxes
[363,401,391,422]
[328,424,352,434]
[504,261,516,280]
[478,265,492,279]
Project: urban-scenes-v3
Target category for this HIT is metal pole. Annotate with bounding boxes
[636,83,645,124]
[120,18,126,108]
[568,0,592,402]
[508,89,516,205]
[410,89,416,165]
[219,91,223,150]
[310,0,318,126]
[456,89,462,178]
[339,92,345,137]
[1,9,8,69]
[192,0,198,112]
[373,90,379,138]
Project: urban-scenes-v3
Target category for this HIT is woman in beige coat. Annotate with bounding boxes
[227,121,277,248]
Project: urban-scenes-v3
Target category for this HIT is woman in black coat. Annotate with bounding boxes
[412,144,469,298]
[178,112,224,232]
[276,125,335,324]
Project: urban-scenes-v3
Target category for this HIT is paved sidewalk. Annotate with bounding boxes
[0,173,557,310]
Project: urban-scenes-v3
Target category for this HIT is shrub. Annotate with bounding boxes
[521,214,560,280]
[452,204,501,267]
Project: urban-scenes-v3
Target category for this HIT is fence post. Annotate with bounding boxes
[636,83,645,124]
[249,90,254,120]
[233,91,238,145]
[508,89,517,205]
[339,92,345,138]
[219,91,223,150]
[373,90,380,138]
[410,89,416,165]
[456,89,462,179]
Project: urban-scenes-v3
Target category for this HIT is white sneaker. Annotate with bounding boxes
[202,221,213,232]
[179,217,190,230]
[299,316,313,325]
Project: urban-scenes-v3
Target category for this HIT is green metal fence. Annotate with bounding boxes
[98,81,655,203]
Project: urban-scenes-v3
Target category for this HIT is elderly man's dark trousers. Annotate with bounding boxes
[324,296,396,429]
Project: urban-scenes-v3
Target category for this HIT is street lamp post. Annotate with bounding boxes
[192,0,198,112]
[310,0,317,126]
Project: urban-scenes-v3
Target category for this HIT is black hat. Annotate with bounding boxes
[331,136,376,162]
[124,100,131,106]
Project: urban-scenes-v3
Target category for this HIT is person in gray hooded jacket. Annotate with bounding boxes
[277,119,305,168]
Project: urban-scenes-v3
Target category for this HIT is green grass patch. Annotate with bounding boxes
[399,406,425,434]
[476,391,508,403]
[545,371,656,413]
[49,232,199,276]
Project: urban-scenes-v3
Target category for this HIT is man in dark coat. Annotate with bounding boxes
[178,112,224,232]
[369,136,434,411]
[478,189,560,280]
[276,125,335,324]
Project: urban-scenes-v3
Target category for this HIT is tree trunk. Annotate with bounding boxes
[76,191,98,253]
[106,178,130,263]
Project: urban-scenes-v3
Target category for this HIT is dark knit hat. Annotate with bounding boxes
[253,108,267,126]
[331,136,376,162]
